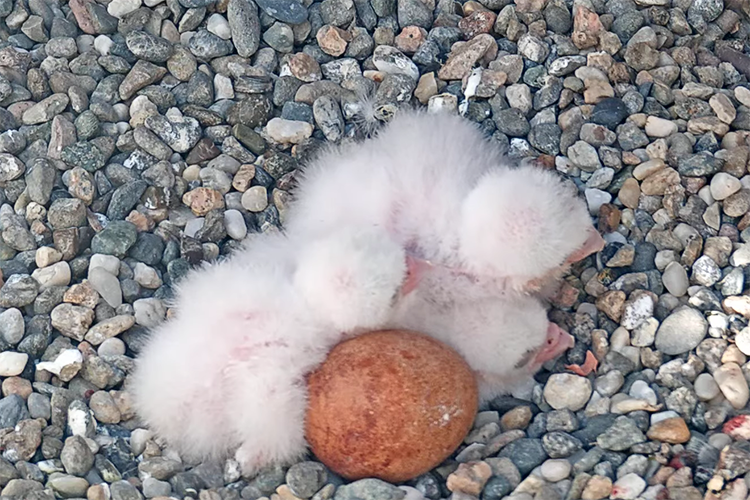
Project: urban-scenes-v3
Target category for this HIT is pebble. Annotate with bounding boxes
[544,374,592,411]
[540,459,571,482]
[714,362,750,409]
[0,308,24,345]
[654,307,707,355]
[0,352,27,376]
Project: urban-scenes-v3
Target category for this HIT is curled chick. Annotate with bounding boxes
[388,268,575,401]
[129,228,413,475]
[285,108,603,297]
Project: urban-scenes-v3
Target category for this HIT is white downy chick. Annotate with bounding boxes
[388,270,575,401]
[285,108,604,297]
[129,228,412,475]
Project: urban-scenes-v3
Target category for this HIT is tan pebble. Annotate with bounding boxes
[64,281,101,309]
[395,26,427,54]
[500,406,532,431]
[596,290,626,322]
[646,417,691,444]
[316,25,350,57]
[415,72,439,104]
[232,164,256,192]
[641,167,680,196]
[182,187,225,216]
[276,485,302,500]
[446,462,492,496]
[618,178,640,210]
[582,475,612,500]
[125,210,154,232]
[633,159,666,180]
[1,377,32,399]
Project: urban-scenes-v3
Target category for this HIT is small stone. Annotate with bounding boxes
[183,187,225,216]
[50,303,95,341]
[0,352,27,376]
[644,116,677,137]
[646,417,690,443]
[36,349,83,382]
[540,459,571,482]
[582,475,612,500]
[446,462,492,496]
[596,416,646,451]
[266,118,314,144]
[31,261,71,290]
[241,186,268,212]
[544,374,592,411]
[61,435,95,476]
[0,308,23,345]
[654,307,707,355]
[88,267,122,308]
[438,34,495,81]
[22,94,70,125]
[107,0,140,17]
[662,262,689,297]
[710,93,736,124]
[710,172,741,200]
[611,473,646,500]
[714,362,750,409]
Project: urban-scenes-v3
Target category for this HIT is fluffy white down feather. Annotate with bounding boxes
[286,108,595,285]
[129,229,408,475]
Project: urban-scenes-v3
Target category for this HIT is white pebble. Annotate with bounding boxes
[735,327,750,356]
[134,298,166,327]
[628,380,657,405]
[694,373,720,401]
[98,338,126,357]
[133,263,163,289]
[735,86,750,107]
[612,473,646,500]
[644,116,677,137]
[710,172,742,201]
[540,459,571,482]
[224,209,247,240]
[206,13,231,40]
[31,261,71,290]
[89,254,120,275]
[661,261,688,297]
[0,351,27,377]
[94,35,113,56]
[241,186,268,212]
[107,0,142,18]
[714,362,750,409]
[543,374,592,411]
[584,188,611,215]
[214,74,234,100]
[35,246,62,268]
[36,349,82,380]
[266,118,314,144]
[88,267,123,308]
[0,308,24,345]
[650,410,680,424]
[130,428,153,455]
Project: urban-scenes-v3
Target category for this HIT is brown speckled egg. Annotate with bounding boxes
[305,330,478,483]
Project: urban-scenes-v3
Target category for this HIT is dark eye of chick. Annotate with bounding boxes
[514,348,537,369]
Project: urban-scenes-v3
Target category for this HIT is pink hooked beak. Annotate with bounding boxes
[533,322,575,365]
[566,227,606,265]
[399,254,434,297]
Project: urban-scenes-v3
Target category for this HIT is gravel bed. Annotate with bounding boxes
[0,0,748,497]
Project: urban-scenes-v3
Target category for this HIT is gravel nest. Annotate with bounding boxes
[0,0,750,497]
